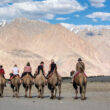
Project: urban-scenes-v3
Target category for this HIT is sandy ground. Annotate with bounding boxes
[0,81,110,110]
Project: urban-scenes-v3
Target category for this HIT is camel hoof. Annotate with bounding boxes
[81,97,86,100]
[38,96,40,98]
[29,96,32,98]
[41,96,44,99]
[16,96,19,98]
[24,95,27,98]
[74,97,78,99]
[58,97,61,100]
[54,96,56,99]
[50,96,54,99]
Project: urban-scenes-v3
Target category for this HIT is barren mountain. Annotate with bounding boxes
[77,29,110,62]
[0,18,109,78]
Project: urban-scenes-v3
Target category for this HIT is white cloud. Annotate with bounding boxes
[74,14,80,18]
[89,0,106,8]
[56,17,69,20]
[0,0,87,21]
[0,0,32,3]
[92,18,98,22]
[86,12,110,21]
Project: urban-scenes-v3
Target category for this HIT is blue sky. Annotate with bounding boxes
[0,0,110,25]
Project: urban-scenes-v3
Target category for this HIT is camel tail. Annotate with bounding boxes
[39,85,43,92]
[39,70,43,76]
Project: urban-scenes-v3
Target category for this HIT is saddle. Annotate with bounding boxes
[74,72,87,79]
[10,74,19,80]
[47,72,53,79]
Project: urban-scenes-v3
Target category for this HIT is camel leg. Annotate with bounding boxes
[25,88,27,97]
[0,86,4,97]
[14,87,17,97]
[75,89,78,99]
[1,86,4,97]
[40,86,42,98]
[58,84,61,100]
[84,84,87,93]
[81,86,85,100]
[16,86,19,98]
[37,86,41,98]
[73,82,78,99]
[42,87,44,98]
[54,87,57,98]
[37,89,40,98]
[41,86,44,98]
[13,88,15,97]
[29,86,32,98]
[50,89,54,99]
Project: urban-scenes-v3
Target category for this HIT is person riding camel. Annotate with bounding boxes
[47,59,61,81]
[10,64,20,80]
[21,62,33,78]
[0,65,5,77]
[47,59,57,78]
[34,61,47,85]
[72,58,86,82]
[35,61,46,77]
[76,58,85,73]
[0,65,6,86]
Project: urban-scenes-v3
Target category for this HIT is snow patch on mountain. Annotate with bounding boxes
[0,20,6,27]
[60,23,110,33]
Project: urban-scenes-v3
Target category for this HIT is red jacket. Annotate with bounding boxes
[0,69,5,75]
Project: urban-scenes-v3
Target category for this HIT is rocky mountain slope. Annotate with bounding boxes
[0,18,109,78]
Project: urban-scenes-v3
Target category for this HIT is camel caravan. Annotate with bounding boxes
[0,58,87,100]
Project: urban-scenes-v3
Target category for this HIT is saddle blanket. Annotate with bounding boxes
[74,72,87,79]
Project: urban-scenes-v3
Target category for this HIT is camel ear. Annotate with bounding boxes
[70,70,75,76]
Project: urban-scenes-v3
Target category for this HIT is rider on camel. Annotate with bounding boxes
[72,58,85,82]
[47,59,57,78]
[0,65,5,77]
[35,61,46,77]
[10,64,20,80]
[0,65,6,86]
[21,62,33,78]
[47,59,61,81]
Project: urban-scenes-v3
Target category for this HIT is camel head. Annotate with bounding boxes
[70,70,75,77]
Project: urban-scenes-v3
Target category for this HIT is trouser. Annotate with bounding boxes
[21,72,33,78]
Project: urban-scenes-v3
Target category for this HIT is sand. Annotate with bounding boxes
[0,81,110,110]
